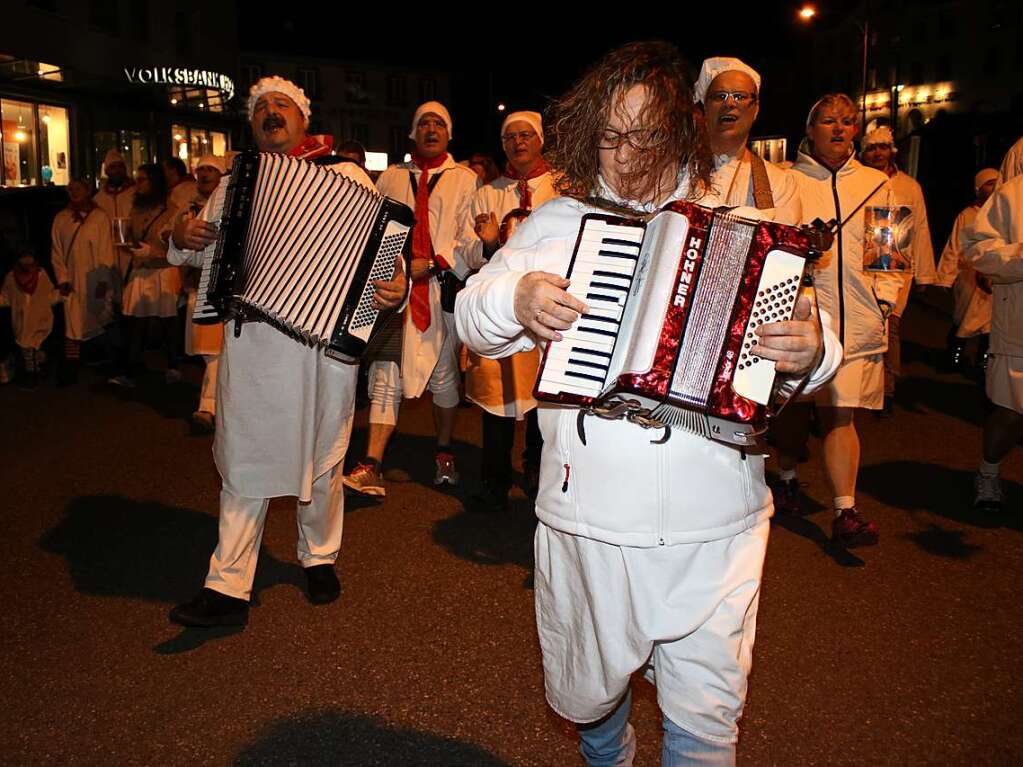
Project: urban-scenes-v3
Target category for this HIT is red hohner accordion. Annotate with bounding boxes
[534,200,816,446]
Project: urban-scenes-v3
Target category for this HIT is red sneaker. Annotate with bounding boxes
[831,508,879,547]
[772,477,802,515]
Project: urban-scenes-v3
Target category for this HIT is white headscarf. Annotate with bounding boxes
[501,111,543,144]
[974,167,999,192]
[409,101,453,140]
[195,155,226,174]
[246,76,311,123]
[862,126,896,152]
[694,57,761,104]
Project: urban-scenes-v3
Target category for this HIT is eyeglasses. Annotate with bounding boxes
[596,127,669,151]
[502,130,538,144]
[705,91,758,107]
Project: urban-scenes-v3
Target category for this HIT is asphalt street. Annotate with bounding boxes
[2,298,1021,766]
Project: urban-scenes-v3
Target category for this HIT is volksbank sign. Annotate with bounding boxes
[124,67,235,101]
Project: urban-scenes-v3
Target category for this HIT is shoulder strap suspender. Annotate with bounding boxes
[749,152,775,210]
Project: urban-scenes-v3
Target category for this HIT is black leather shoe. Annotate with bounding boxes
[467,484,510,514]
[304,564,341,605]
[169,588,249,627]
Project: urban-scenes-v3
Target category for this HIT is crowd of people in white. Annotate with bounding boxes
[3,43,1020,765]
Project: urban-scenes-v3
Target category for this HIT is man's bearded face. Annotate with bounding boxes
[502,120,543,172]
[414,114,449,159]
[807,104,858,166]
[251,92,307,153]
[195,166,223,196]
[106,160,127,185]
[861,142,894,171]
[704,71,759,155]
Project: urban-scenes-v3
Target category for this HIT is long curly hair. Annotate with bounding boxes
[544,41,712,209]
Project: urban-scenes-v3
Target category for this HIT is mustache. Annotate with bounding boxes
[262,114,286,131]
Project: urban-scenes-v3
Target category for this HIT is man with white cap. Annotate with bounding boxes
[860,125,937,412]
[344,101,478,495]
[93,149,136,277]
[457,110,555,512]
[168,154,227,432]
[166,76,407,627]
[936,168,998,371]
[963,171,1023,513]
[694,57,801,225]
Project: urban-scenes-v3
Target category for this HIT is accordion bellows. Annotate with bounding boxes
[194,151,414,362]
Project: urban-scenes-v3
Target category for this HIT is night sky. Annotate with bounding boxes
[240,3,862,156]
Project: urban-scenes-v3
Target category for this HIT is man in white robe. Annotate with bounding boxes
[167,77,407,627]
[963,172,1023,513]
[344,101,478,495]
[695,57,801,226]
[860,126,937,411]
[92,150,136,277]
[999,135,1023,184]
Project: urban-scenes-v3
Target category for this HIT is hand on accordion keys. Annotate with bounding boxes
[751,293,823,376]
[514,271,590,343]
[371,255,408,310]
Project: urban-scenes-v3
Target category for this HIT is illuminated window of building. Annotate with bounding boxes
[1,98,69,187]
[172,124,189,167]
[210,131,227,158]
[95,131,151,181]
[172,126,229,172]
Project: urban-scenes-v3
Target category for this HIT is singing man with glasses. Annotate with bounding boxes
[457,110,557,513]
[695,57,801,226]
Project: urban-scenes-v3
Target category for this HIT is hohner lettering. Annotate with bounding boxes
[534,200,817,447]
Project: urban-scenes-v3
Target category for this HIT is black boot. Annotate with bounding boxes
[170,588,249,627]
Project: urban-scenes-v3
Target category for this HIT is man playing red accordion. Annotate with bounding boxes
[455,42,841,764]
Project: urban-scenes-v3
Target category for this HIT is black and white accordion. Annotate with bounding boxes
[534,200,817,447]
[193,150,414,362]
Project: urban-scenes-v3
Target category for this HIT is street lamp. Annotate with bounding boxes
[798,4,870,132]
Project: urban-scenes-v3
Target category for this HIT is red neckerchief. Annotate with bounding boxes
[503,158,549,211]
[288,134,334,160]
[408,152,450,332]
[14,263,41,295]
[67,198,96,225]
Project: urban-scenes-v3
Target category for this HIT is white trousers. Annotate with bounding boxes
[199,354,219,414]
[367,331,461,425]
[205,465,344,600]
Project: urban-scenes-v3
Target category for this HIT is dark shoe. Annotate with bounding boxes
[169,588,249,627]
[17,371,38,391]
[831,508,880,548]
[304,564,341,605]
[771,477,802,515]
[973,472,1003,513]
[467,484,510,514]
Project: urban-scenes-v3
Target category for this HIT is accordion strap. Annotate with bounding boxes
[748,151,775,210]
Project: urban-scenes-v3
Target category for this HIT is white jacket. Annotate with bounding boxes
[455,190,842,546]
[711,149,802,226]
[791,150,902,360]
[168,160,377,501]
[963,174,1023,358]
[999,135,1023,184]
[937,204,991,337]
[50,206,119,340]
[888,169,937,316]
[376,155,478,399]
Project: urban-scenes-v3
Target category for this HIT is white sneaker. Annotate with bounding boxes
[343,461,386,497]
[973,471,1003,512]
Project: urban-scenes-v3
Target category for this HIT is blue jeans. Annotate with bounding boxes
[577,690,736,766]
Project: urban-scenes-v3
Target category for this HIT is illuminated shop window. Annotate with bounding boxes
[1,98,69,187]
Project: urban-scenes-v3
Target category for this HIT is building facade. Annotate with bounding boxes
[1,0,242,191]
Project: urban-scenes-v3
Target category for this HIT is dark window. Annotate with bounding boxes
[89,0,118,33]
[351,123,370,145]
[130,3,149,41]
[174,11,192,56]
[28,0,58,11]
[419,78,437,103]
[242,64,262,88]
[868,68,878,89]
[346,71,368,104]
[910,61,923,85]
[938,11,954,39]
[936,55,952,82]
[983,48,1002,76]
[297,68,319,99]
[390,126,407,158]
[386,75,407,107]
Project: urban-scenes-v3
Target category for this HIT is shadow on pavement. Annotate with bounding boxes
[858,461,1021,532]
[770,514,866,567]
[38,494,304,605]
[233,710,512,766]
[895,373,987,426]
[900,524,984,560]
[154,625,246,655]
[432,501,537,579]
